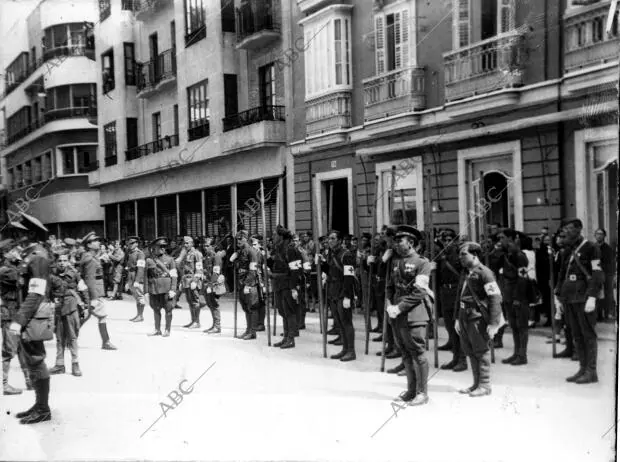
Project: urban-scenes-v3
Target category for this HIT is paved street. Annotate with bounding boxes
[0,296,617,462]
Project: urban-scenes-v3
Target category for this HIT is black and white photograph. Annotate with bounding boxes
[0,0,618,460]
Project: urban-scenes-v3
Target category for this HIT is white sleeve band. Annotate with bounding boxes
[28,278,47,295]
[289,260,302,270]
[303,262,312,271]
[213,265,221,274]
[77,279,88,291]
[230,253,238,262]
[415,275,430,288]
[591,259,601,271]
[195,262,203,271]
[169,269,178,278]
[343,265,355,277]
[484,282,501,296]
[249,262,258,271]
[137,259,146,268]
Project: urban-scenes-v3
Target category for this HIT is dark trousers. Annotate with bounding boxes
[55,311,80,366]
[565,302,597,374]
[151,293,174,331]
[275,289,298,338]
[506,299,529,359]
[296,283,307,328]
[328,297,355,353]
[239,289,259,334]
[184,286,202,323]
[596,275,616,319]
[459,314,491,390]
[205,292,221,329]
[19,338,49,381]
[440,285,465,362]
[391,316,428,395]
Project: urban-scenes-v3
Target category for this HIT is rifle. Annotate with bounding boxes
[313,205,327,358]
[233,237,238,338]
[381,167,397,372]
[259,180,272,346]
[365,179,379,355]
[426,169,439,368]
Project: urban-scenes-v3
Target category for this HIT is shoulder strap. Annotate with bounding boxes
[444,260,461,278]
[153,258,171,276]
[569,240,591,280]
[464,273,484,307]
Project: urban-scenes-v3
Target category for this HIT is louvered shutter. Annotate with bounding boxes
[498,0,514,34]
[237,177,279,238]
[401,9,409,68]
[375,15,386,75]
[157,195,177,240]
[105,205,118,240]
[205,186,231,242]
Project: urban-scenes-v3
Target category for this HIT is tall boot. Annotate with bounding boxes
[238,312,250,338]
[460,356,479,393]
[18,353,33,390]
[470,352,492,397]
[130,303,145,322]
[397,360,417,402]
[3,360,22,395]
[410,357,429,406]
[576,339,598,384]
[99,323,117,350]
[15,378,39,419]
[149,309,162,336]
[493,325,505,348]
[512,329,528,365]
[502,328,520,364]
[163,312,173,337]
[20,378,51,424]
[190,307,201,329]
[242,310,258,340]
[256,303,266,331]
[205,307,221,334]
[183,306,195,328]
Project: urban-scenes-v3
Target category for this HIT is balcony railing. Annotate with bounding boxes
[564,1,620,73]
[104,155,118,167]
[122,0,141,11]
[125,134,180,161]
[222,105,285,132]
[305,91,351,136]
[136,49,177,94]
[443,29,526,103]
[188,121,210,141]
[79,160,99,173]
[6,106,96,146]
[363,66,426,121]
[236,0,280,49]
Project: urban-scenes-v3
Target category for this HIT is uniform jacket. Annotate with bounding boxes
[556,236,604,303]
[366,241,390,294]
[321,245,356,300]
[202,248,224,291]
[177,247,203,289]
[50,268,89,316]
[13,245,51,328]
[458,262,503,324]
[236,243,260,288]
[110,247,125,268]
[0,262,20,321]
[80,251,105,299]
[386,250,433,325]
[597,242,615,276]
[126,248,146,285]
[146,254,178,294]
[268,240,302,292]
[500,250,529,304]
[437,243,462,287]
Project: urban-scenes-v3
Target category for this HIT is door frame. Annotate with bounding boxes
[314,168,353,236]
[375,158,425,231]
[574,124,618,239]
[458,140,523,236]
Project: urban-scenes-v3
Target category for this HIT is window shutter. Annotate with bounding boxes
[375,15,385,75]
[498,0,514,34]
[454,0,470,49]
[395,9,410,69]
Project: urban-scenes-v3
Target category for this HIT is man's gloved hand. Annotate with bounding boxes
[292,289,298,301]
[487,323,500,338]
[168,291,175,299]
[230,252,238,263]
[321,273,327,285]
[585,297,596,313]
[554,296,563,319]
[217,275,225,284]
[386,304,400,319]
[342,297,351,309]
[8,322,21,335]
[190,281,197,290]
[367,255,376,265]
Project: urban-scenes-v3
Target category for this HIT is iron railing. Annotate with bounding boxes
[188,121,210,141]
[236,0,280,43]
[136,48,177,93]
[125,134,180,161]
[222,105,285,132]
[104,155,118,167]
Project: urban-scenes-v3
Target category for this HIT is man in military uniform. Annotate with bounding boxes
[231,230,261,340]
[251,235,267,332]
[1,239,31,394]
[321,230,357,361]
[49,252,89,376]
[556,218,604,384]
[437,229,467,372]
[497,229,530,365]
[107,240,125,300]
[79,232,117,350]
[177,236,204,329]
[126,236,146,323]
[145,237,177,337]
[455,242,503,397]
[7,237,53,424]
[486,234,507,348]
[268,226,302,349]
[201,239,224,334]
[293,233,312,331]
[385,225,433,405]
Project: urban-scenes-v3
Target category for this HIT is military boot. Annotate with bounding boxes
[99,323,117,350]
[409,360,429,406]
[452,356,468,372]
[20,378,51,425]
[387,363,405,374]
[204,307,221,334]
[3,361,22,395]
[511,329,528,366]
[163,312,173,337]
[459,356,479,394]
[576,340,598,384]
[469,352,492,397]
[148,309,162,336]
[71,363,82,377]
[502,329,520,364]
[280,336,295,349]
[49,365,65,375]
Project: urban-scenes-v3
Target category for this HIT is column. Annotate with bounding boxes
[231,184,237,234]
[134,200,138,236]
[154,197,158,237]
[201,190,206,236]
[176,193,180,236]
[117,203,121,239]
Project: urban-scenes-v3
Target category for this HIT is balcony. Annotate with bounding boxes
[125,134,180,161]
[363,66,426,122]
[305,91,351,137]
[222,105,285,132]
[564,1,620,73]
[443,29,526,103]
[188,121,210,142]
[104,155,118,167]
[135,0,165,20]
[42,44,95,63]
[136,49,177,98]
[296,0,332,14]
[236,0,281,50]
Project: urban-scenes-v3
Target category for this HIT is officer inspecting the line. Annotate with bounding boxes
[455,242,503,397]
[126,236,147,323]
[556,218,604,384]
[177,236,204,329]
[145,237,177,337]
[386,225,433,405]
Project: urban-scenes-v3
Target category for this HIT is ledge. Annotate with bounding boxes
[444,89,521,118]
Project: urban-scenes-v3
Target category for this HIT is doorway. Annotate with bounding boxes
[313,168,353,236]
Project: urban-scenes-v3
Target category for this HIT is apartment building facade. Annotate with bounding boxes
[0,0,103,238]
[91,0,297,243]
[290,0,619,249]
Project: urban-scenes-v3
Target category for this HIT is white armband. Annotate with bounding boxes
[195,261,203,271]
[591,259,601,271]
[484,282,501,296]
[230,252,238,262]
[289,260,302,270]
[137,259,146,268]
[213,265,221,275]
[249,262,258,271]
[169,269,178,278]
[343,265,355,277]
[415,275,430,288]
[28,278,47,295]
[303,262,311,271]
[77,279,88,291]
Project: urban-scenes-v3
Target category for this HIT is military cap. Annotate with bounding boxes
[82,231,101,243]
[394,225,422,241]
[561,217,583,228]
[127,236,140,244]
[0,239,16,251]
[236,229,249,239]
[64,237,76,246]
[150,236,168,247]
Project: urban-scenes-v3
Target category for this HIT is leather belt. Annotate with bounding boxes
[442,283,457,289]
[95,276,103,280]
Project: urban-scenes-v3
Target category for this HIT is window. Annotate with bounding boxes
[77,146,97,173]
[32,157,42,183]
[453,0,470,49]
[31,47,37,70]
[375,9,409,74]
[101,48,115,94]
[187,79,210,140]
[302,7,353,100]
[224,74,238,117]
[104,122,117,165]
[72,83,96,108]
[259,64,275,107]
[152,112,161,141]
[185,0,206,46]
[99,0,111,22]
[171,21,177,50]
[122,0,140,11]
[173,104,179,135]
[4,52,29,94]
[124,43,136,85]
[42,152,53,180]
[126,118,138,150]
[221,0,235,33]
[23,161,32,186]
[7,107,32,144]
[62,147,75,174]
